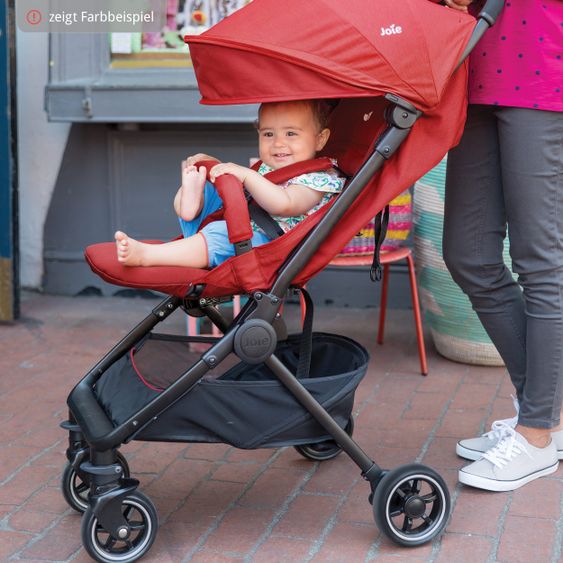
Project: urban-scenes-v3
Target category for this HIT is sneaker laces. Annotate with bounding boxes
[482,422,532,468]
[482,395,520,442]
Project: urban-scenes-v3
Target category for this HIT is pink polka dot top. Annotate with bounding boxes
[468,0,562,112]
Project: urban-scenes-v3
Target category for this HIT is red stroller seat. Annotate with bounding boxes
[86,89,468,299]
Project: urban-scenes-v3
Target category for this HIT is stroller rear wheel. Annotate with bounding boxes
[62,450,130,513]
[81,491,158,563]
[372,463,450,547]
[294,417,354,461]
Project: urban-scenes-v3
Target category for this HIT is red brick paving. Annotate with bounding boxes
[0,292,562,562]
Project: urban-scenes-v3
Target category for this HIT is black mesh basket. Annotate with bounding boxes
[95,332,369,449]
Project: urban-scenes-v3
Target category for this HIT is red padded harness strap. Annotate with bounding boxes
[260,157,335,184]
[196,157,336,245]
[197,160,253,246]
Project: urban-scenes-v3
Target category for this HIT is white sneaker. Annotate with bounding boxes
[458,424,559,492]
[456,396,563,461]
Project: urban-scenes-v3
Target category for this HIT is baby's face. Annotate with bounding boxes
[257,102,328,170]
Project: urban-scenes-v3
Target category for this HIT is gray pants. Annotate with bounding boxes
[443,105,563,429]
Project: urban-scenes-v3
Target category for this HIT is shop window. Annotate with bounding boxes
[110,0,251,68]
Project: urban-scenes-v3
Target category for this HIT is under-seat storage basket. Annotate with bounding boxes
[94,332,369,449]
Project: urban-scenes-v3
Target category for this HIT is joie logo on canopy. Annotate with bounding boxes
[380,24,402,36]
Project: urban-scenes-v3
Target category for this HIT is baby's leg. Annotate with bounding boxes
[178,165,207,222]
[115,231,208,268]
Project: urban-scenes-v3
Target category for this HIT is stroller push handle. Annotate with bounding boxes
[479,0,504,26]
[456,0,505,70]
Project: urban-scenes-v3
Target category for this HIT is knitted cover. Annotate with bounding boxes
[338,190,412,256]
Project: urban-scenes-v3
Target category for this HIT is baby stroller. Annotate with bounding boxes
[61,0,504,560]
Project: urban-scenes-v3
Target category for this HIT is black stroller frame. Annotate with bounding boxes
[61,3,503,560]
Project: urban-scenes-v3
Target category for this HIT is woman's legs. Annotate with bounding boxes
[498,107,563,433]
[447,106,563,430]
[445,105,563,433]
[445,105,563,489]
[444,105,527,397]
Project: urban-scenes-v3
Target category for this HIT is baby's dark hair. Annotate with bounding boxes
[311,99,339,130]
[257,99,339,131]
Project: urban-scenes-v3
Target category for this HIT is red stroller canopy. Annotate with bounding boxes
[186,0,475,111]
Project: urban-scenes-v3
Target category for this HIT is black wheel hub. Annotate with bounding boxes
[404,495,426,518]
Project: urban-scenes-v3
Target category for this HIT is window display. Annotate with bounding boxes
[110,0,251,68]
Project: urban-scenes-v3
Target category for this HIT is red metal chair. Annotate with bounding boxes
[314,247,428,375]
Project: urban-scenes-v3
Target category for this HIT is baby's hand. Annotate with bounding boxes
[210,162,249,184]
[186,153,219,166]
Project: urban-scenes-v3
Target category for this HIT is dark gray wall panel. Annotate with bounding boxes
[43,123,257,295]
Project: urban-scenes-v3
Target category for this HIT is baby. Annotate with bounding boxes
[115,99,345,268]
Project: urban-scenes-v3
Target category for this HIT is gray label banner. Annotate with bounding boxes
[17,0,167,32]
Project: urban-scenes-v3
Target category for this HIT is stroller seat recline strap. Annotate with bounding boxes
[296,288,314,380]
[248,201,285,240]
[370,205,390,282]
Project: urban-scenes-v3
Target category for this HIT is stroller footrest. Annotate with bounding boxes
[68,381,115,448]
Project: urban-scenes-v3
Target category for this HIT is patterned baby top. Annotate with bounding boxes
[252,161,345,235]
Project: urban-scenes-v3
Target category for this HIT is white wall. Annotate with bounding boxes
[16,31,70,288]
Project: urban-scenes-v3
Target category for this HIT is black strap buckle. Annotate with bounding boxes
[234,239,252,256]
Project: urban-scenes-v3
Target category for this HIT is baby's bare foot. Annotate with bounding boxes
[115,231,147,266]
[179,164,207,221]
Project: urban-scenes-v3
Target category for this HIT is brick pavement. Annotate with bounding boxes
[0,292,562,562]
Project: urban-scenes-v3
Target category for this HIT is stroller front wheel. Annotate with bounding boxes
[294,417,354,461]
[62,450,130,513]
[372,463,450,547]
[81,491,158,563]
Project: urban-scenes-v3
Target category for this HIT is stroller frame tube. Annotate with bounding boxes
[265,354,377,474]
[456,0,504,70]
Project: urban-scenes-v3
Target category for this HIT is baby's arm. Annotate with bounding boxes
[210,163,323,217]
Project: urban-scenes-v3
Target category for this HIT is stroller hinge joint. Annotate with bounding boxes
[362,463,385,485]
[249,292,282,324]
[151,297,180,321]
[234,319,278,365]
[384,95,422,130]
